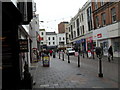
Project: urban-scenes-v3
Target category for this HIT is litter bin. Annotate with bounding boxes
[42,55,50,67]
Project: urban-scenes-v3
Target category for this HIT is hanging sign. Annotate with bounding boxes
[19,39,29,52]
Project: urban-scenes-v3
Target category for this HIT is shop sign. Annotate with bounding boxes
[75,52,79,56]
[97,33,102,38]
[19,39,28,52]
[86,37,93,42]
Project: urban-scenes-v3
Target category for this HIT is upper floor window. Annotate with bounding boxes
[53,37,55,40]
[101,13,106,26]
[101,0,105,6]
[49,42,50,45]
[95,0,98,10]
[73,22,75,28]
[53,42,55,45]
[48,37,50,40]
[82,25,84,34]
[74,31,76,38]
[111,7,116,23]
[81,14,84,21]
[95,16,99,28]
[63,37,65,40]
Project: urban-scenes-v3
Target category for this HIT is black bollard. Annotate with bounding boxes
[78,53,80,67]
[59,52,60,59]
[62,52,64,61]
[68,54,70,63]
[86,51,88,58]
[93,51,95,59]
[83,51,84,58]
[98,56,103,77]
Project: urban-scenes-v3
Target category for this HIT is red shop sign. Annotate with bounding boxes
[97,33,102,38]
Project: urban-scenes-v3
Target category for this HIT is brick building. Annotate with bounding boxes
[58,22,69,33]
[92,1,120,57]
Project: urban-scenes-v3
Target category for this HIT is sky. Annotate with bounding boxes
[34,0,88,33]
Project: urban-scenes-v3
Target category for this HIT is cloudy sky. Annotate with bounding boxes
[34,0,88,33]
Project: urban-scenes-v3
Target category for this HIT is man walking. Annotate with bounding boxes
[108,45,113,62]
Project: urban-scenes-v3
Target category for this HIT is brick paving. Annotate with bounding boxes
[31,54,119,88]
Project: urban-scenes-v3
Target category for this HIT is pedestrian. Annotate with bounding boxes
[108,45,113,62]
[49,50,53,56]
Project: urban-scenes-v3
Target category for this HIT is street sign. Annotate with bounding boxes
[75,52,78,56]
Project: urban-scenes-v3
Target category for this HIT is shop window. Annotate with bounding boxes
[114,42,120,52]
[103,42,108,53]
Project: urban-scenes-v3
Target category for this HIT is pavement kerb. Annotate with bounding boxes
[56,52,119,64]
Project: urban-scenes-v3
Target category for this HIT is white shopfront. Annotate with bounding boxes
[93,22,120,57]
[93,27,109,56]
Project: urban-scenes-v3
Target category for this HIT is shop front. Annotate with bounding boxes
[73,39,86,53]
[86,36,94,52]
[93,27,109,56]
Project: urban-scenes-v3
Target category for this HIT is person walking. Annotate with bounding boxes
[49,50,53,56]
[108,45,113,62]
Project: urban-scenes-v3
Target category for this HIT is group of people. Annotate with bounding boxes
[95,45,113,62]
[39,49,55,57]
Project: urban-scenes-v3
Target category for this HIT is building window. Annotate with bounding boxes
[69,27,70,32]
[101,0,105,6]
[111,7,116,23]
[114,42,120,52]
[81,14,84,21]
[63,37,64,40]
[53,42,55,45]
[48,37,50,40]
[82,25,84,34]
[95,0,98,10]
[74,31,76,38]
[41,32,44,35]
[101,13,106,26]
[87,7,92,31]
[76,19,80,36]
[95,16,99,28]
[53,37,55,40]
[73,22,75,28]
[49,42,50,45]
[41,42,43,44]
[69,34,71,39]
[59,37,61,41]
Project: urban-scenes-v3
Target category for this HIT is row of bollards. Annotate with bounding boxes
[58,47,103,78]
